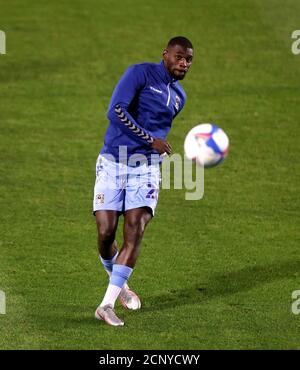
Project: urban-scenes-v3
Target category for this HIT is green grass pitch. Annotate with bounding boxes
[0,0,300,349]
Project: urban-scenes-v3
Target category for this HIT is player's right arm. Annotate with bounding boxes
[106,65,171,154]
[151,138,172,155]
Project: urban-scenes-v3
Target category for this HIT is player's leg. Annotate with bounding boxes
[95,208,141,307]
[95,163,160,326]
[117,207,152,267]
[93,155,127,325]
[96,207,152,325]
[113,163,160,312]
[116,207,153,310]
[95,209,119,265]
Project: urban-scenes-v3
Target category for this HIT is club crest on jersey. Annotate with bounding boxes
[175,95,181,111]
[96,193,105,204]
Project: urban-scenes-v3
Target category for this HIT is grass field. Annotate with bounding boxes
[1,0,300,349]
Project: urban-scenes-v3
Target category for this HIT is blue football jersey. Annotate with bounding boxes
[100,60,187,163]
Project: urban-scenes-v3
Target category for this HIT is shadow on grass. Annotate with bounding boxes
[40,260,300,327]
[142,260,300,312]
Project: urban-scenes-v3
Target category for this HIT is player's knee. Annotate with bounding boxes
[125,218,146,239]
[97,225,116,245]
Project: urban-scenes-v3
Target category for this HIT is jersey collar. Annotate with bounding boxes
[158,60,177,84]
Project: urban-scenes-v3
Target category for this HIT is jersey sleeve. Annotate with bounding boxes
[106,65,154,146]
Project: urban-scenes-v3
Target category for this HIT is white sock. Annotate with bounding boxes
[100,284,122,308]
[105,270,129,290]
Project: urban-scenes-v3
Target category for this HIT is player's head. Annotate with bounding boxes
[163,36,194,80]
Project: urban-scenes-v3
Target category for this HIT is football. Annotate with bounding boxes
[184,123,229,168]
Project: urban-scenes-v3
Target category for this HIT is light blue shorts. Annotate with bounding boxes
[93,155,161,216]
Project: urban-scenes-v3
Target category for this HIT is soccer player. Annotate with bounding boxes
[93,36,194,326]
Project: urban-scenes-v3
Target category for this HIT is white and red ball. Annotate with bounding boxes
[184,123,229,168]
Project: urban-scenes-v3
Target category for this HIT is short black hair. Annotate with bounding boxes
[167,36,193,50]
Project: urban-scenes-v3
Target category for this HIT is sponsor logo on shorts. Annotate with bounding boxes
[96,193,105,204]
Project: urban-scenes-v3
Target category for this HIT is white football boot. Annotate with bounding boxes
[95,304,124,327]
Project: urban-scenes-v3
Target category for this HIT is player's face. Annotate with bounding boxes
[163,45,193,80]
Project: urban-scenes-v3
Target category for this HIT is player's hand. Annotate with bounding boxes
[151,138,172,155]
